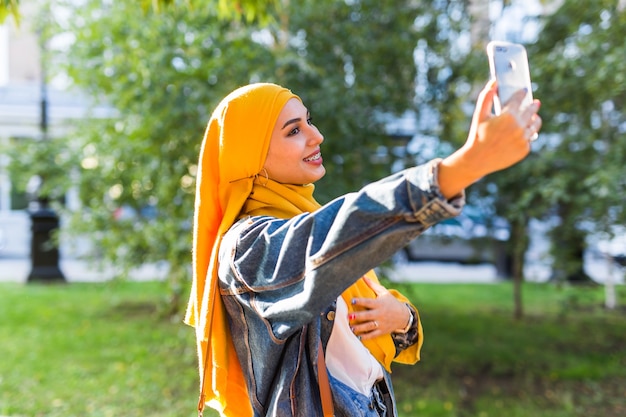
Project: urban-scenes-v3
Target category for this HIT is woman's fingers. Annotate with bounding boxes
[525,104,543,141]
[350,291,409,339]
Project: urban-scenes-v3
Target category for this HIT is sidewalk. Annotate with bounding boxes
[2,211,622,284]
[1,252,506,284]
[0,210,170,283]
[2,254,623,284]
[0,255,169,283]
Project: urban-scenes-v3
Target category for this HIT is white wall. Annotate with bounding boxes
[0,25,8,86]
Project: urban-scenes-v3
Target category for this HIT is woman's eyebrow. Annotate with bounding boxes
[281,117,301,129]
[281,111,310,130]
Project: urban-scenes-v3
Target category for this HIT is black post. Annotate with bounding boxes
[26,18,65,283]
[27,197,65,283]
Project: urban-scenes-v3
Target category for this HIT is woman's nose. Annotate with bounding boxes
[308,126,324,145]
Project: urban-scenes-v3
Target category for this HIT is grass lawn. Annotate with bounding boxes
[391,281,626,417]
[1,279,625,417]
[0,281,199,417]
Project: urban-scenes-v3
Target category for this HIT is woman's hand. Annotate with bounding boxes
[438,80,542,199]
[348,277,412,341]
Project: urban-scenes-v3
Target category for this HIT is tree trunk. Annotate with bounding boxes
[164,262,188,318]
[510,216,530,320]
[466,0,531,318]
[550,203,593,284]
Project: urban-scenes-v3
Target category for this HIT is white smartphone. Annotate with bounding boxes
[486,41,533,115]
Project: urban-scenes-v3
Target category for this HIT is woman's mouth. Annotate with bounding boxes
[303,152,322,162]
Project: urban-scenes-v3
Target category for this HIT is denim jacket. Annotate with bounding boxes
[217,160,464,416]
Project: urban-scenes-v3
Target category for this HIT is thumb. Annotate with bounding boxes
[362,276,387,296]
[475,80,497,123]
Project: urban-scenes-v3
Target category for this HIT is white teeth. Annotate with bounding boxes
[304,152,321,162]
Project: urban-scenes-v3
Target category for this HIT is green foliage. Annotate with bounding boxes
[141,0,281,23]
[3,136,77,204]
[279,0,425,201]
[29,0,426,305]
[417,0,626,283]
[50,0,279,300]
[0,0,280,25]
[13,0,626,305]
[526,0,626,279]
[531,0,626,216]
[212,0,280,24]
[0,0,20,24]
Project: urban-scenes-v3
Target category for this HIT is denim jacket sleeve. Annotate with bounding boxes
[218,159,464,341]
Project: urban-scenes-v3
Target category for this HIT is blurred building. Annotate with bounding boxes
[0,3,104,213]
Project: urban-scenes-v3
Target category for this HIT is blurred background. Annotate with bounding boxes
[1,0,624,292]
[1,1,625,416]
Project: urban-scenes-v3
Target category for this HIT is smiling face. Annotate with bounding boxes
[263,98,326,185]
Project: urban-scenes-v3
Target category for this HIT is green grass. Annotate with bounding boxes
[390,282,626,417]
[1,280,625,417]
[0,281,199,417]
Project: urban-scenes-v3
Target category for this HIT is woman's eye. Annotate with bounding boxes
[288,127,300,136]
[307,117,313,125]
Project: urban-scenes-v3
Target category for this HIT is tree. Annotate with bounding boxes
[23,1,283,312]
[528,0,626,282]
[404,0,534,317]
[277,0,426,202]
[392,0,626,316]
[0,0,19,24]
[15,0,426,314]
[0,0,278,25]
[455,0,626,290]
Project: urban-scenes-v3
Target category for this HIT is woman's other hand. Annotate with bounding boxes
[438,80,542,199]
[348,277,412,341]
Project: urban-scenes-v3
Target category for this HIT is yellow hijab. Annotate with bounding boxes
[185,83,422,417]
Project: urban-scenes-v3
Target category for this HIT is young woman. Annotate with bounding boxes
[185,81,541,417]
